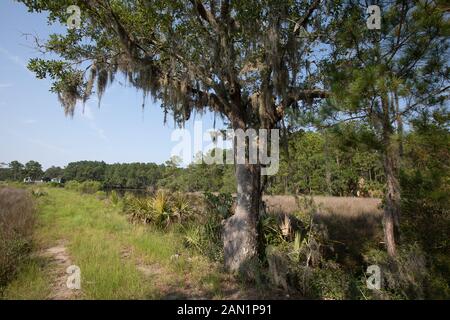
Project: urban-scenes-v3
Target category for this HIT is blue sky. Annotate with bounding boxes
[0,0,224,169]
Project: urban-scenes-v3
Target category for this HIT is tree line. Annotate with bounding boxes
[3,117,447,200]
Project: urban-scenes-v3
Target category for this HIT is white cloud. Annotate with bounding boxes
[0,83,13,88]
[23,119,37,124]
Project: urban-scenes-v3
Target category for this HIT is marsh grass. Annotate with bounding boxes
[263,195,383,272]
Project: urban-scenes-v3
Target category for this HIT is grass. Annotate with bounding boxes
[2,187,386,299]
[264,194,382,216]
[264,194,383,272]
[1,187,231,299]
[0,187,36,290]
[1,257,50,299]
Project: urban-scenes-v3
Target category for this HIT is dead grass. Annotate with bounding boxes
[264,195,383,270]
[0,187,36,288]
[263,195,381,217]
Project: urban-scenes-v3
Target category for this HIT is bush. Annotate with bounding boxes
[0,187,36,289]
[182,192,234,262]
[64,180,80,191]
[124,190,195,228]
[362,244,450,299]
[291,261,350,299]
[183,213,223,262]
[95,190,107,200]
[47,181,62,188]
[109,190,120,205]
[262,197,355,298]
[203,192,233,219]
[78,181,102,194]
[64,180,102,194]
[31,188,47,198]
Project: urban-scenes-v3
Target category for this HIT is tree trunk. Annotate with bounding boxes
[381,95,401,257]
[394,91,404,157]
[223,163,261,272]
[382,140,401,257]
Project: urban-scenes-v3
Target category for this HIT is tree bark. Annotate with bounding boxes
[394,91,404,157]
[381,95,401,257]
[223,163,261,272]
[382,138,401,257]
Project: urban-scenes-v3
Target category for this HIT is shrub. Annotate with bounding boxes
[124,196,154,224]
[31,188,47,198]
[183,214,223,262]
[262,196,354,298]
[47,181,62,188]
[0,187,36,289]
[362,244,448,299]
[308,262,350,299]
[203,192,233,219]
[95,190,107,200]
[171,192,194,223]
[64,180,80,191]
[124,190,195,228]
[64,180,102,194]
[78,180,102,194]
[148,190,182,227]
[182,192,233,262]
[259,214,286,248]
[109,190,120,205]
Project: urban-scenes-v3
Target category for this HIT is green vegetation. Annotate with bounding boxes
[1,187,243,299]
[124,190,194,227]
[0,0,447,299]
[0,126,385,196]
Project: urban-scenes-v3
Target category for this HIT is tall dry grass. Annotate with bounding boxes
[0,187,36,288]
[263,195,381,217]
[263,195,383,270]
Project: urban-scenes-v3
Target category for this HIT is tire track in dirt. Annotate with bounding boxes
[39,240,81,300]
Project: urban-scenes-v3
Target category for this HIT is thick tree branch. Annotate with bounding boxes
[190,0,219,31]
[285,88,329,107]
[293,0,321,33]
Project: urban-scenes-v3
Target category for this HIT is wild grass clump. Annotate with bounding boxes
[124,190,194,228]
[109,190,120,205]
[363,244,450,300]
[47,181,62,188]
[64,180,80,191]
[78,181,102,194]
[64,180,102,194]
[261,196,358,298]
[0,187,36,289]
[31,188,48,198]
[183,192,234,262]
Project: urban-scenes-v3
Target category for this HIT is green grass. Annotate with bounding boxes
[1,257,50,299]
[2,187,229,299]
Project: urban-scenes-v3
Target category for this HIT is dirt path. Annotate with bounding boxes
[39,240,81,300]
